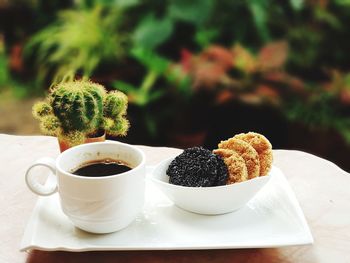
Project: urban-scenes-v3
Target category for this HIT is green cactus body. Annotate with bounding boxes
[51,81,105,135]
[107,116,130,136]
[103,91,129,136]
[104,91,128,117]
[32,101,53,119]
[33,79,129,147]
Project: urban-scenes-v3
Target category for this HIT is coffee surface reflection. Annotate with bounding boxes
[72,159,132,177]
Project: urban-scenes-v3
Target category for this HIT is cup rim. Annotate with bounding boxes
[56,141,146,180]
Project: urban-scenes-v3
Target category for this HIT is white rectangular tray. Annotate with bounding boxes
[20,166,313,251]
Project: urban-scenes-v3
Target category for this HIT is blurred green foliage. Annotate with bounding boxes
[285,70,350,143]
[1,0,350,142]
[132,0,214,50]
[24,4,127,83]
[0,36,37,98]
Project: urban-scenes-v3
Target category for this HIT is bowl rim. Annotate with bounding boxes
[150,156,271,191]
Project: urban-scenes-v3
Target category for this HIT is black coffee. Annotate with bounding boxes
[72,159,132,177]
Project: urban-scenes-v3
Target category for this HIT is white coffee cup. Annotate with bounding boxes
[25,141,146,234]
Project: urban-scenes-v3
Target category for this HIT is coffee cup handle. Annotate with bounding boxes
[25,157,58,196]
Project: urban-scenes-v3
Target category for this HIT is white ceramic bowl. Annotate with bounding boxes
[150,157,271,215]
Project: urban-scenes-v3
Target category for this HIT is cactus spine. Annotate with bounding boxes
[32,79,129,146]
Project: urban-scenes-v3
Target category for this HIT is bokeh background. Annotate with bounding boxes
[1,0,350,171]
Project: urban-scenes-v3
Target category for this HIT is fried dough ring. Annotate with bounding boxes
[234,132,273,176]
[218,138,260,179]
[213,149,248,184]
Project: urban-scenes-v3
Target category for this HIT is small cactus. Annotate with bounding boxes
[33,79,129,147]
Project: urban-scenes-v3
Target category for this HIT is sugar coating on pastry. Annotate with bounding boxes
[213,149,248,184]
[218,138,260,179]
[234,132,273,176]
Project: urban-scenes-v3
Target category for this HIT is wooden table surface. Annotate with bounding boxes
[0,134,349,263]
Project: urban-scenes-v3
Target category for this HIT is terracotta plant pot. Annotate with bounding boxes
[58,132,106,152]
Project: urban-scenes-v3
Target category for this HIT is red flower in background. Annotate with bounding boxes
[257,41,288,71]
[199,45,233,71]
[340,89,350,105]
[179,46,234,90]
[180,49,193,73]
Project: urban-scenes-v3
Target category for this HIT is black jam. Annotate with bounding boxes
[72,159,131,177]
